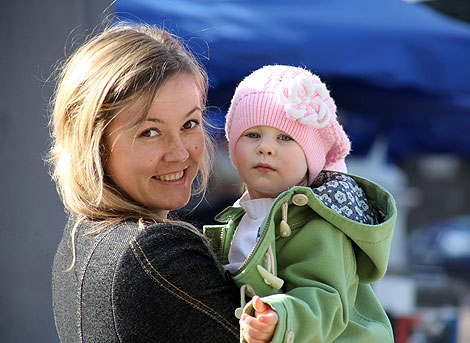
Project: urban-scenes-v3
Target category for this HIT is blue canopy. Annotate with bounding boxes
[115,0,470,160]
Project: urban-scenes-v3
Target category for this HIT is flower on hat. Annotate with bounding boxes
[277,74,331,128]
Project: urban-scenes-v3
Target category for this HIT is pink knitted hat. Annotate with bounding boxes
[225,65,350,185]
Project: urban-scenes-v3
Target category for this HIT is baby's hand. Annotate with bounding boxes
[240,296,278,343]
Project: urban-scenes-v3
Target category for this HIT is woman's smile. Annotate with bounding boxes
[153,169,186,182]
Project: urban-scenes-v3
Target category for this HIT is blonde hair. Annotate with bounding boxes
[48,22,213,223]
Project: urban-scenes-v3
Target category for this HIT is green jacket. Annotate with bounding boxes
[204,172,396,343]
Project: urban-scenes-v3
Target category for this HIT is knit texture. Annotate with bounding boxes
[225,65,351,185]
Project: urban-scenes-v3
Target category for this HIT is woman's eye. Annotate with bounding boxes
[183,120,199,130]
[279,135,292,141]
[141,129,159,138]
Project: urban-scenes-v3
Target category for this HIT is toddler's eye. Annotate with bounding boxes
[141,129,159,137]
[183,120,199,130]
[245,132,260,138]
[279,135,292,141]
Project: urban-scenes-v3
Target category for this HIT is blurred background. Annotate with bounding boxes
[1,0,469,342]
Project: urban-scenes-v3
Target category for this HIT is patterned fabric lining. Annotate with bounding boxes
[311,171,384,225]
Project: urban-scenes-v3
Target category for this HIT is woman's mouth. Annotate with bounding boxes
[154,170,185,181]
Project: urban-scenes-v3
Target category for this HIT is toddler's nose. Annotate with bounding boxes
[258,140,275,156]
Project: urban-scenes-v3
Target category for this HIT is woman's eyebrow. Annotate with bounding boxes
[145,106,202,123]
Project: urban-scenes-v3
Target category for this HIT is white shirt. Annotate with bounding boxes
[225,195,275,273]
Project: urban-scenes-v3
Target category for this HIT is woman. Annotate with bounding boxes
[49,23,240,342]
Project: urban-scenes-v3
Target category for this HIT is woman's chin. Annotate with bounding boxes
[145,193,191,212]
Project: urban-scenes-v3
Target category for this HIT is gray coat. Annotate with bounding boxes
[52,218,240,342]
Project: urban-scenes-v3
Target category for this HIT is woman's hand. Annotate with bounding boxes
[240,296,278,343]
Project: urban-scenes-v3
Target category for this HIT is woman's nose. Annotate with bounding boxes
[163,136,190,162]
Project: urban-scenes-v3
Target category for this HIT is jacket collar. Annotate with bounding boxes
[214,205,245,223]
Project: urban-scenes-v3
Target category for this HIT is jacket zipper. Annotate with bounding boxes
[233,192,290,274]
[218,226,226,262]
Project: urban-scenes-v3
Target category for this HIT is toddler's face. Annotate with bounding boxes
[234,126,308,199]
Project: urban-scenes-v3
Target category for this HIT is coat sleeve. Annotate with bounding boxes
[247,220,358,343]
[112,224,240,343]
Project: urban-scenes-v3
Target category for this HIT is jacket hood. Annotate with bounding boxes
[214,171,396,283]
[304,171,396,283]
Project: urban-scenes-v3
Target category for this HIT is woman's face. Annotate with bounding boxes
[104,73,205,211]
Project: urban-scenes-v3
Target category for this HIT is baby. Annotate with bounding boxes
[205,65,396,343]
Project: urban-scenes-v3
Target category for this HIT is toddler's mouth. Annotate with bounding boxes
[255,163,275,172]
